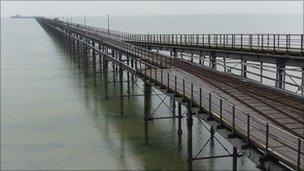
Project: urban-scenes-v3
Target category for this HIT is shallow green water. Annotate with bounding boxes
[1,18,260,170]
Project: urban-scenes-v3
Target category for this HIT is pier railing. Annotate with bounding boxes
[56,19,304,55]
[126,34,303,55]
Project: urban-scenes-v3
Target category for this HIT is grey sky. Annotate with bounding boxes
[1,1,303,17]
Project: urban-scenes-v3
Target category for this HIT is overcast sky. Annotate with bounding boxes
[1,1,303,17]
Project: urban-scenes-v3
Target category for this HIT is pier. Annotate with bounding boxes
[36,17,303,171]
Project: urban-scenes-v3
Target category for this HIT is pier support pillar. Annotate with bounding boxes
[126,55,131,100]
[171,98,176,116]
[84,38,88,76]
[98,43,102,82]
[223,54,227,72]
[186,101,193,171]
[92,41,97,86]
[199,51,202,64]
[73,33,76,63]
[112,50,116,88]
[144,81,152,143]
[260,62,263,83]
[173,49,177,58]
[232,147,238,171]
[275,58,285,89]
[210,52,216,69]
[67,31,70,58]
[131,58,135,87]
[103,49,109,99]
[77,36,80,68]
[177,102,182,143]
[69,32,72,59]
[119,53,124,116]
[241,58,247,78]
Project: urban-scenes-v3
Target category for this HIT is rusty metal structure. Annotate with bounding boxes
[36,17,303,171]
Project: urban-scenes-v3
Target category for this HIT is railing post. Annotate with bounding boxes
[298,138,302,171]
[183,79,185,99]
[301,35,303,54]
[208,93,212,113]
[223,35,226,48]
[154,67,157,82]
[232,106,235,134]
[196,34,199,45]
[144,62,147,76]
[167,73,170,89]
[247,114,250,143]
[232,35,235,48]
[249,34,252,50]
[286,34,289,53]
[261,35,264,51]
[220,99,223,125]
[257,34,260,49]
[265,123,269,156]
[175,76,177,94]
[135,59,138,71]
[273,35,276,51]
[161,69,163,85]
[191,83,193,104]
[267,34,270,50]
[150,66,152,78]
[199,88,202,108]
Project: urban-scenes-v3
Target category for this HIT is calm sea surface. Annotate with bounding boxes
[1,14,301,170]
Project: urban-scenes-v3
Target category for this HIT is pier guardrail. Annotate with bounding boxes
[126,34,304,55]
